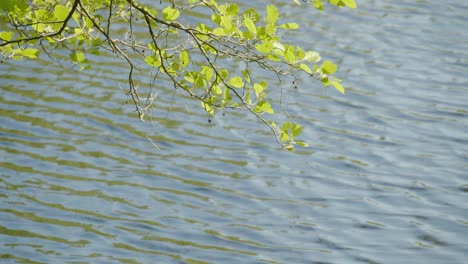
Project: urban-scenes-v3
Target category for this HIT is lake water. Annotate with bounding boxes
[1,0,467,263]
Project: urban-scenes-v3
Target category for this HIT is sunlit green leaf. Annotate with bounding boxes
[321,60,337,74]
[243,17,256,34]
[296,141,309,147]
[0,31,14,41]
[256,101,274,114]
[331,81,345,94]
[291,123,302,137]
[281,122,291,132]
[299,63,312,74]
[303,51,321,62]
[279,23,299,29]
[201,66,214,81]
[273,42,285,52]
[255,41,274,53]
[225,3,239,16]
[270,121,278,130]
[145,55,161,67]
[162,6,180,21]
[179,50,189,68]
[267,5,279,25]
[220,15,234,33]
[54,5,68,20]
[265,24,277,35]
[242,69,251,84]
[254,82,266,97]
[0,0,28,13]
[321,77,330,86]
[85,17,93,28]
[228,76,244,88]
[19,48,39,59]
[201,101,214,115]
[70,51,86,63]
[218,69,229,80]
[312,0,324,11]
[212,85,222,95]
[212,27,225,36]
[280,131,289,142]
[284,46,295,64]
[342,0,357,8]
[243,8,259,23]
[184,72,196,83]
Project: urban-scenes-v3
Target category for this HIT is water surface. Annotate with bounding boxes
[1,0,467,263]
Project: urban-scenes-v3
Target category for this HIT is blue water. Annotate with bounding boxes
[1,0,467,263]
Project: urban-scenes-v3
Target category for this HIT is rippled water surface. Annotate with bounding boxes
[1,0,467,263]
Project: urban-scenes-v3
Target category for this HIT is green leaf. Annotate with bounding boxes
[281,122,292,132]
[184,72,196,83]
[303,51,321,62]
[242,69,251,84]
[291,123,302,137]
[312,0,324,11]
[243,17,256,34]
[0,0,28,13]
[342,0,357,8]
[280,131,289,142]
[331,81,345,94]
[211,14,221,25]
[220,15,234,33]
[321,77,330,86]
[295,141,309,147]
[270,121,278,130]
[218,69,229,80]
[245,92,252,105]
[256,101,274,114]
[223,86,232,104]
[321,60,337,74]
[70,51,86,63]
[54,5,69,21]
[212,85,222,95]
[243,8,259,23]
[299,63,312,74]
[145,55,161,67]
[179,50,189,68]
[0,31,14,41]
[267,5,279,25]
[255,41,274,53]
[279,23,299,29]
[19,48,40,59]
[85,17,93,29]
[225,3,239,16]
[201,66,214,81]
[201,101,214,115]
[162,6,180,21]
[265,24,277,35]
[148,43,157,53]
[284,45,295,64]
[212,27,225,36]
[228,76,244,88]
[253,82,266,97]
[296,46,305,60]
[195,75,206,88]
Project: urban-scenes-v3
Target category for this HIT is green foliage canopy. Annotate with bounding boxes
[0,0,356,149]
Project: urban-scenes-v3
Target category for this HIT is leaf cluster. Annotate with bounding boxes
[0,0,356,149]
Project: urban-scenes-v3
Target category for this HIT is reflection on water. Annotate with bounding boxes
[1,0,468,263]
